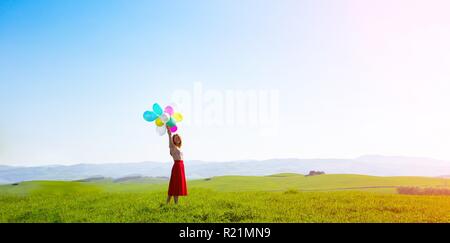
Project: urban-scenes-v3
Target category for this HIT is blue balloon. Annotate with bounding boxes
[153,103,163,116]
[143,111,158,122]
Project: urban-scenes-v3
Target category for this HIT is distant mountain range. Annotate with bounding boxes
[0,155,449,184]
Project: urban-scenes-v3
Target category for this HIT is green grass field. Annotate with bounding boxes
[1,174,449,223]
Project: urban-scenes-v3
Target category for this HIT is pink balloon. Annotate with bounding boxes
[164,106,174,116]
[170,125,178,133]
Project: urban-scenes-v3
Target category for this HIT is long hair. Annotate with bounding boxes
[172,134,182,148]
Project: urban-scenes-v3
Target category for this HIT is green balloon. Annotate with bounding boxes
[166,117,176,127]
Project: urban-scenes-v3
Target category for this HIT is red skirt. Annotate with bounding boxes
[168,160,188,196]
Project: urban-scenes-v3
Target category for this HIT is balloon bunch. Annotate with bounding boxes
[143,103,183,136]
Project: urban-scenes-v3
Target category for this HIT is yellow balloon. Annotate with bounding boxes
[155,117,164,127]
[173,112,183,122]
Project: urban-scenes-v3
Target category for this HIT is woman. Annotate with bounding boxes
[166,125,187,204]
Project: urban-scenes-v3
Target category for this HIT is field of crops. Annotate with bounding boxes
[1,174,449,223]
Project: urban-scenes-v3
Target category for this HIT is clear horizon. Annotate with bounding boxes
[1,154,449,167]
[1,0,450,165]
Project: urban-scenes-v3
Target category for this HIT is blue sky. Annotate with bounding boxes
[1,0,450,165]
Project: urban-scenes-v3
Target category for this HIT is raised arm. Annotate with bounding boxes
[167,125,174,148]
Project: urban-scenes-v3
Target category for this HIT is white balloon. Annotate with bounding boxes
[160,113,170,123]
[156,126,166,136]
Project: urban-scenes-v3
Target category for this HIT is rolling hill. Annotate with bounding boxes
[2,173,449,194]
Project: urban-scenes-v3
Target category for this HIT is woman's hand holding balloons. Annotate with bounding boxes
[143,103,183,136]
